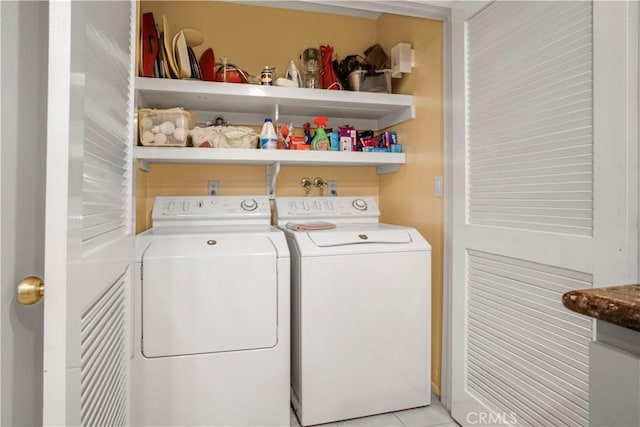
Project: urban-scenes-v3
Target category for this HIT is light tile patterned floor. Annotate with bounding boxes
[290,395,459,427]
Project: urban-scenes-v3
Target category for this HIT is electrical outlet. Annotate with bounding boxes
[208,180,219,196]
[328,180,338,196]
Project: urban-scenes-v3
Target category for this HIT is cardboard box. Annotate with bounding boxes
[374,131,398,148]
[339,126,357,151]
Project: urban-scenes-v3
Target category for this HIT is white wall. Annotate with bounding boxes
[0,1,47,425]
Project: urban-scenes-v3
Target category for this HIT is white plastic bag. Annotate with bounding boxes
[190,125,258,149]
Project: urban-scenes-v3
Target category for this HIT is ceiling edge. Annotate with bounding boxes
[222,1,452,21]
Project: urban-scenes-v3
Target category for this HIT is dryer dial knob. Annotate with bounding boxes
[352,199,368,210]
[240,199,258,211]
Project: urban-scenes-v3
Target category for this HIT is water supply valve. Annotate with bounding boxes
[301,177,312,196]
[314,177,326,196]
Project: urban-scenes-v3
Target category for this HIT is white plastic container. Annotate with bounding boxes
[138,107,192,146]
[260,118,278,150]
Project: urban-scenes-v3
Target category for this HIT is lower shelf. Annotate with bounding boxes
[135,146,406,174]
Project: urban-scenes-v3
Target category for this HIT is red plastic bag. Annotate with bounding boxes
[320,45,342,90]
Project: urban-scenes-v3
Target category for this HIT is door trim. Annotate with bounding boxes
[441,5,453,410]
[592,0,639,287]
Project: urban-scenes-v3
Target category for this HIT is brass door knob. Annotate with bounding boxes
[17,276,45,305]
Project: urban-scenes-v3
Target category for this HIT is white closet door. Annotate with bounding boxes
[450,1,637,426]
[43,1,136,425]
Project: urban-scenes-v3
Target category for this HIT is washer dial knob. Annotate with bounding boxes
[352,199,368,210]
[240,198,258,211]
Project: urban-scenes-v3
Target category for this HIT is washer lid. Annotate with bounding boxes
[285,223,431,256]
[307,228,413,247]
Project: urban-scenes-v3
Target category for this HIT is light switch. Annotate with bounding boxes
[433,176,443,197]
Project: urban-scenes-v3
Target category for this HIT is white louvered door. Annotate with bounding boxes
[43,1,135,426]
[450,1,637,426]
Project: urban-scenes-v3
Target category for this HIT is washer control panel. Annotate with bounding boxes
[151,196,271,226]
[274,197,380,224]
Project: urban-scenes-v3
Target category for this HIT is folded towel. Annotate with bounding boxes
[286,221,336,231]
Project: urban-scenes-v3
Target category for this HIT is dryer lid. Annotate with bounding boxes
[141,235,279,358]
[307,228,413,247]
[142,234,276,259]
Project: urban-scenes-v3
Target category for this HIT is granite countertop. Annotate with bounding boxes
[562,284,640,331]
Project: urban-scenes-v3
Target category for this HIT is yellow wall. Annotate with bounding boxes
[139,1,378,79]
[136,164,379,231]
[377,15,444,395]
[136,0,383,231]
[136,1,444,394]
[135,160,148,230]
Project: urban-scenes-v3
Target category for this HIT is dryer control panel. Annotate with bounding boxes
[152,196,271,226]
[274,197,380,224]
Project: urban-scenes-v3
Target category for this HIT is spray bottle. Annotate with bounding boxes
[303,122,312,145]
[311,116,330,151]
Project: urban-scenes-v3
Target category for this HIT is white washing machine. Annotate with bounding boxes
[132,196,290,426]
[274,197,432,426]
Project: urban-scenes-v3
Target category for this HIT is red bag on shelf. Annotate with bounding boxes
[320,45,342,90]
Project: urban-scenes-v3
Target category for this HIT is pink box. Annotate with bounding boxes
[339,126,357,151]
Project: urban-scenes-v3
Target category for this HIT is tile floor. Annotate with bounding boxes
[290,395,459,427]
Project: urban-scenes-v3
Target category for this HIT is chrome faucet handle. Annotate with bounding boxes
[314,177,326,196]
[301,177,312,196]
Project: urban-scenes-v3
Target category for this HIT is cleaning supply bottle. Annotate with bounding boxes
[260,118,277,149]
[330,130,339,151]
[303,122,312,145]
[311,116,330,151]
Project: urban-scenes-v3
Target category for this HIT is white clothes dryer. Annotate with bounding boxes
[132,196,290,426]
[274,197,432,427]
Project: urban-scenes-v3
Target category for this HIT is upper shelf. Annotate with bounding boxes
[135,77,415,130]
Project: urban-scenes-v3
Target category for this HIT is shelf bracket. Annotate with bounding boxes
[274,103,280,122]
[138,159,150,172]
[266,162,281,199]
[377,164,400,174]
